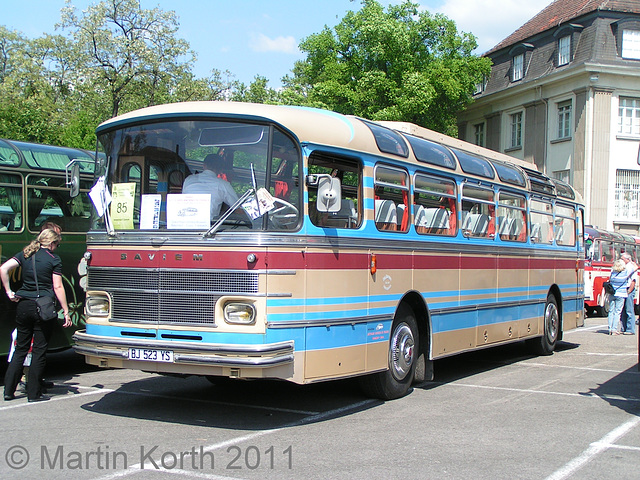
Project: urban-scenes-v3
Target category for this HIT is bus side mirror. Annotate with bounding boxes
[69,163,80,198]
[311,174,341,213]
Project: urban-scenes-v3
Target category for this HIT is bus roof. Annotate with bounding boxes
[97,101,582,204]
[585,225,635,243]
[0,138,95,173]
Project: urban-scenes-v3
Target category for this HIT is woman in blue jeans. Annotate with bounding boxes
[607,259,629,335]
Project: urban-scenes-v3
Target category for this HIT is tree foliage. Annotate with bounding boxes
[283,0,491,135]
[0,0,490,148]
[59,0,195,118]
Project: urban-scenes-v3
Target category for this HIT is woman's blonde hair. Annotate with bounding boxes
[23,228,61,258]
[613,258,626,272]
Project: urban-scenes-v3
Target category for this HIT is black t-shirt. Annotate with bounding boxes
[13,247,62,300]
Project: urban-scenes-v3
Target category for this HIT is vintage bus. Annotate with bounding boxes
[0,139,95,356]
[72,102,585,400]
[584,225,639,316]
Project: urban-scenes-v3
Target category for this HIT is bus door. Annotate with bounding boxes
[304,153,369,380]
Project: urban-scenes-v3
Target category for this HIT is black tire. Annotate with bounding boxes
[530,294,559,355]
[359,304,418,400]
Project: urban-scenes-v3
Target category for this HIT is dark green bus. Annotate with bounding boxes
[0,139,95,356]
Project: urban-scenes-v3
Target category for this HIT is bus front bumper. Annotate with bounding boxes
[72,330,295,370]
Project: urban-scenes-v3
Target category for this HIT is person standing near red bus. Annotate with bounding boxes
[620,252,637,334]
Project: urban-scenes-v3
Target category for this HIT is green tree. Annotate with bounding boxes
[59,0,196,118]
[283,0,491,135]
[232,75,282,104]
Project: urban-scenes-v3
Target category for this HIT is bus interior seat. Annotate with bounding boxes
[428,208,449,230]
[530,223,542,242]
[396,204,406,228]
[325,199,357,228]
[375,199,397,230]
[555,225,564,242]
[462,213,490,236]
[511,217,525,239]
[498,216,510,237]
[414,205,427,227]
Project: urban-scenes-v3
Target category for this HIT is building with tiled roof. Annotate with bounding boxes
[457,0,640,233]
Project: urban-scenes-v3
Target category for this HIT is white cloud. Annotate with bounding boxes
[249,33,298,54]
[426,0,553,53]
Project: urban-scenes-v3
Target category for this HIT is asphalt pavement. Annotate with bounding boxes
[0,314,638,479]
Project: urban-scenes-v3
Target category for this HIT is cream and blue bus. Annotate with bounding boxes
[72,102,584,400]
[0,139,95,356]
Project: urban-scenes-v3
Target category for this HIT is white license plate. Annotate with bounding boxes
[128,348,174,363]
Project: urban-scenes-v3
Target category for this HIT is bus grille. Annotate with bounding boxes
[87,267,259,325]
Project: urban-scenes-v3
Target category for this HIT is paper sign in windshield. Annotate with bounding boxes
[140,194,162,229]
[166,194,210,229]
[242,188,276,220]
[110,183,136,230]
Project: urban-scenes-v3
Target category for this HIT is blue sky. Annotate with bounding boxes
[2,0,552,87]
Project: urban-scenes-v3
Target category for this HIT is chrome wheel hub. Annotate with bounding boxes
[389,323,415,381]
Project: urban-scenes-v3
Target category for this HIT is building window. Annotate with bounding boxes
[553,169,570,184]
[512,54,524,81]
[473,75,486,95]
[474,123,485,147]
[510,112,523,148]
[557,101,572,139]
[618,97,640,136]
[622,29,640,60]
[615,169,640,222]
[558,35,571,65]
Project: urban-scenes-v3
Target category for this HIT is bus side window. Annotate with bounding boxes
[308,152,361,229]
[374,164,408,233]
[497,191,526,242]
[0,173,23,232]
[413,173,456,236]
[461,184,494,239]
[530,199,554,244]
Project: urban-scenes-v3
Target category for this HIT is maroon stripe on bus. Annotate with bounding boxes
[87,249,577,271]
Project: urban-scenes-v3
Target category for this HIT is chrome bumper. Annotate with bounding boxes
[72,330,294,368]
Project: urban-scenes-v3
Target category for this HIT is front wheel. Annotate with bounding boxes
[529,294,559,355]
[359,305,418,400]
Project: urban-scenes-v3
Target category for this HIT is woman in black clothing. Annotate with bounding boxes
[1,228,72,402]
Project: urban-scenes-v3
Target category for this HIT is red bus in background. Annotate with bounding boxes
[584,225,639,316]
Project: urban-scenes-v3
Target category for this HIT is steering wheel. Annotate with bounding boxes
[270,198,299,228]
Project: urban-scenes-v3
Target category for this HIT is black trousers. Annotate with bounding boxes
[4,299,54,400]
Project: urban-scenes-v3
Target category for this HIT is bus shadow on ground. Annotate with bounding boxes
[417,340,580,389]
[79,374,379,430]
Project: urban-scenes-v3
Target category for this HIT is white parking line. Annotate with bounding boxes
[564,323,608,333]
[544,416,640,480]
[0,387,113,411]
[446,382,640,403]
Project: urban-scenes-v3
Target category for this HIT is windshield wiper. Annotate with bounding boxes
[203,188,254,238]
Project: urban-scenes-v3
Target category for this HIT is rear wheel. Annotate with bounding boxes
[530,294,559,355]
[359,305,418,400]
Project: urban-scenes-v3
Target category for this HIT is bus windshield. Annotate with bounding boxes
[95,119,301,232]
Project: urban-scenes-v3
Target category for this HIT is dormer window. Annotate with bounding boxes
[509,43,533,83]
[558,36,571,65]
[473,75,487,95]
[512,54,524,82]
[553,24,582,67]
[622,29,640,59]
[612,19,640,59]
